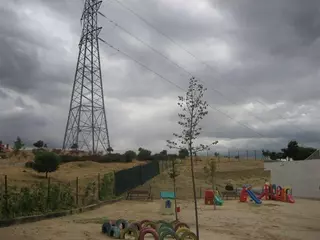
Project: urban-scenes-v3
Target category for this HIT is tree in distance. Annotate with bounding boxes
[13,136,25,157]
[167,77,212,240]
[33,140,44,149]
[32,151,61,178]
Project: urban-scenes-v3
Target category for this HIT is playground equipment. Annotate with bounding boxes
[204,189,224,206]
[240,184,295,204]
[160,191,176,215]
[240,185,262,204]
[259,184,295,203]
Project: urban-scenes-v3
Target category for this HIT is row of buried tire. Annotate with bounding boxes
[101,219,197,239]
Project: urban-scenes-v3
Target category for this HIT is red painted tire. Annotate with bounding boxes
[139,227,159,240]
[174,222,190,231]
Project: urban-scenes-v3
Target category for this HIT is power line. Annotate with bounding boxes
[111,0,308,137]
[99,38,273,139]
[98,14,294,137]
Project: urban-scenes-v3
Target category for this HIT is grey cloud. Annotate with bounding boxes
[1,0,320,152]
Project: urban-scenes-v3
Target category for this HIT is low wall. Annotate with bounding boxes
[265,160,320,199]
[0,198,122,228]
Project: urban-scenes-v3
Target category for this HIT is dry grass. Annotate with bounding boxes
[0,152,269,199]
[144,157,270,199]
[0,150,147,187]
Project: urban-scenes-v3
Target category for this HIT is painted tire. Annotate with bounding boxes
[108,226,121,238]
[139,227,159,240]
[157,222,173,232]
[156,220,169,225]
[140,219,151,226]
[170,220,180,227]
[176,227,190,237]
[180,231,197,240]
[142,221,157,230]
[159,228,176,239]
[174,222,190,231]
[102,222,112,234]
[120,227,139,240]
[116,219,129,229]
[159,230,179,240]
[129,222,142,231]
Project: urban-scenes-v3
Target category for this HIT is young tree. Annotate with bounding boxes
[32,152,61,178]
[167,77,211,240]
[204,158,218,191]
[168,155,179,221]
[204,158,218,210]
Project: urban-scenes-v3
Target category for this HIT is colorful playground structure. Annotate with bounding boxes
[240,184,295,204]
[204,189,224,206]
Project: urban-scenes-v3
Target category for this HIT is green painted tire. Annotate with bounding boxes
[115,219,129,229]
[159,228,176,239]
[108,225,121,238]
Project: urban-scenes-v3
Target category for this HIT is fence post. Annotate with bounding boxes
[47,177,51,210]
[97,173,101,201]
[4,175,8,218]
[228,150,230,160]
[238,150,240,160]
[76,177,79,206]
[246,150,248,160]
[254,150,257,160]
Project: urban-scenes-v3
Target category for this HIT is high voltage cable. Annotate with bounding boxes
[98,14,294,137]
[99,38,271,139]
[111,0,308,136]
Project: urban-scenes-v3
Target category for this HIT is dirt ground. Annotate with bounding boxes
[1,198,319,240]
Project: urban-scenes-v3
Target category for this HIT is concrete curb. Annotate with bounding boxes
[0,197,123,228]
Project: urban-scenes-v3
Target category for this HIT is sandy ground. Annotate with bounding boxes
[1,199,319,240]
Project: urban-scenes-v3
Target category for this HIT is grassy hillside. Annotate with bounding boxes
[140,157,270,199]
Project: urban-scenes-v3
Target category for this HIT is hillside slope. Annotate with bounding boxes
[139,158,270,199]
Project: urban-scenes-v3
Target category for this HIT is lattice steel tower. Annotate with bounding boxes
[63,0,111,153]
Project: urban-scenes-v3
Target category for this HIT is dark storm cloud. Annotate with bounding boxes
[1,0,320,151]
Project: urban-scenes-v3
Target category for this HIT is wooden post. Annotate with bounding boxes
[47,177,51,209]
[228,150,230,160]
[98,173,101,201]
[4,175,8,218]
[76,177,79,206]
[246,150,248,160]
[254,150,257,160]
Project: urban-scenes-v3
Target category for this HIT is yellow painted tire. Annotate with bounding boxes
[120,227,139,240]
[180,231,197,240]
[176,227,190,237]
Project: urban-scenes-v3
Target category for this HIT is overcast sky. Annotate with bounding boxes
[1,0,320,154]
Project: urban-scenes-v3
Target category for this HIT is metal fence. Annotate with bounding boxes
[0,173,114,219]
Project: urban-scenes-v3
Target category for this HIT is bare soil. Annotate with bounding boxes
[1,199,319,240]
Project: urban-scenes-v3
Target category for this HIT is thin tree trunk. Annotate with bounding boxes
[190,150,200,240]
[173,176,178,221]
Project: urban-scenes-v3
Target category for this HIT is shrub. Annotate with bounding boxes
[25,161,34,168]
[32,152,61,178]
